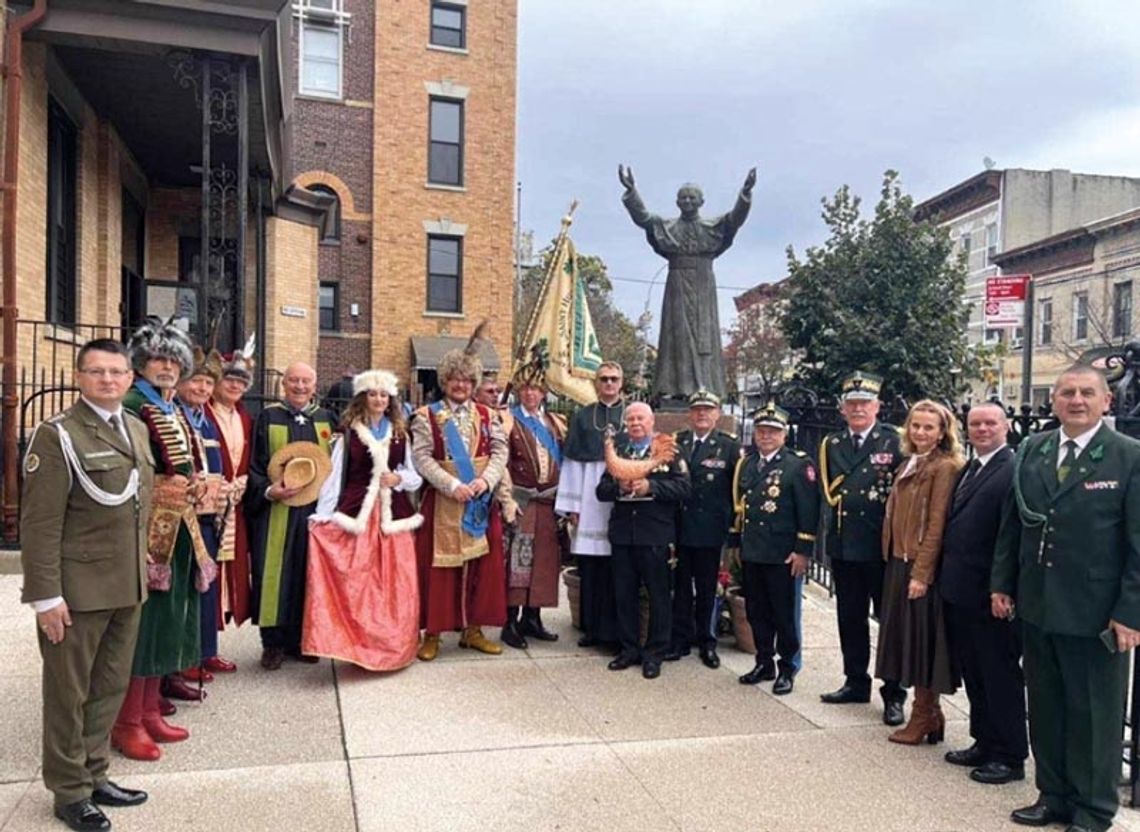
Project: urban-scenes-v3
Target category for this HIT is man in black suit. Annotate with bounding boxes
[940,402,1027,785]
[597,402,691,680]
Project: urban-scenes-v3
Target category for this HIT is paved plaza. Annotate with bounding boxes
[1,570,1138,832]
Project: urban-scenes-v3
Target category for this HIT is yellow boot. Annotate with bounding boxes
[417,633,441,662]
[459,626,503,655]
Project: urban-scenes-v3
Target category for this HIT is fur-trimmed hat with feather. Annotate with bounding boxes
[220,334,257,384]
[437,320,488,383]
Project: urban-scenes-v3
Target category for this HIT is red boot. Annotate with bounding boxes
[142,677,189,743]
[204,655,237,673]
[111,677,161,761]
[181,666,214,683]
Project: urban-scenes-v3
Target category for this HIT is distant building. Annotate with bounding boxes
[289,0,519,402]
[914,169,1140,354]
[991,207,1140,407]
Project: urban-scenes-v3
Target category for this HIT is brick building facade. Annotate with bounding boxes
[289,0,518,401]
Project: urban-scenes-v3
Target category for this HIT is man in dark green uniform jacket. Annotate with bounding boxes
[22,339,154,831]
[668,389,739,668]
[992,365,1140,832]
[733,402,819,695]
[817,371,907,725]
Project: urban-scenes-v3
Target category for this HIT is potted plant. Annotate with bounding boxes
[723,548,755,653]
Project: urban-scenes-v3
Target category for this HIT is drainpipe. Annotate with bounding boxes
[2,0,49,543]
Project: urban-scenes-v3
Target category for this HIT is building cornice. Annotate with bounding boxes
[913,170,1003,224]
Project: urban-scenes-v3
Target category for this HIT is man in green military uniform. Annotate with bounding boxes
[992,364,1140,832]
[21,339,155,832]
[817,371,907,725]
[668,389,739,668]
[733,402,819,695]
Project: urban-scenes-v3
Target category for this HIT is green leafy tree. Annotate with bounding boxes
[780,171,972,401]
[515,238,645,393]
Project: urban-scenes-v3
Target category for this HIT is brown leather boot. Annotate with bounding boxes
[417,633,441,662]
[459,626,503,655]
[888,687,945,745]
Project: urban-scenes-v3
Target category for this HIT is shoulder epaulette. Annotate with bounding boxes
[792,449,808,458]
[720,430,739,441]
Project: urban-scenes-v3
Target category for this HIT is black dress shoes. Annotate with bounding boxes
[944,743,989,767]
[882,699,906,727]
[92,781,148,807]
[699,647,720,669]
[1010,800,1072,827]
[820,684,871,704]
[577,635,601,648]
[642,662,661,679]
[739,662,776,685]
[607,654,640,671]
[772,673,795,695]
[662,646,690,662]
[1064,825,1094,832]
[54,799,111,832]
[970,761,1025,785]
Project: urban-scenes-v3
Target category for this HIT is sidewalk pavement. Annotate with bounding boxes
[1,572,1138,832]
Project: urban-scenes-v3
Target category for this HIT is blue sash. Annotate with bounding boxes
[135,379,175,415]
[431,401,490,538]
[511,406,561,465]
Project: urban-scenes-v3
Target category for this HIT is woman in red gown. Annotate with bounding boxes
[303,370,422,670]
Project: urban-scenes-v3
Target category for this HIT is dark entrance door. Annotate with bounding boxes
[120,189,146,338]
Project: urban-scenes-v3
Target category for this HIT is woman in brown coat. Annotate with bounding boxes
[876,399,964,745]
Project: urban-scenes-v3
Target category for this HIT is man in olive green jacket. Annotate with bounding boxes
[21,339,155,832]
[992,365,1140,832]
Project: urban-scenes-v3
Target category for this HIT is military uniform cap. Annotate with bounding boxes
[687,388,720,409]
[751,400,789,430]
[841,371,883,401]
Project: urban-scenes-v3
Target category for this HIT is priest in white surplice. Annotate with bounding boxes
[554,361,626,648]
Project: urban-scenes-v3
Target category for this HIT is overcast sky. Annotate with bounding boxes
[516,0,1140,340]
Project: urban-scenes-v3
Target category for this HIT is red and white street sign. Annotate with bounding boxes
[985,274,1031,328]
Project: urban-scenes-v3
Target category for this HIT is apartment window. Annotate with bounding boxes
[427,235,462,313]
[299,18,342,98]
[1039,298,1053,345]
[319,282,339,331]
[1113,281,1133,340]
[961,231,972,259]
[46,99,78,326]
[985,223,998,265]
[309,184,341,242]
[430,2,466,48]
[1073,292,1089,341]
[428,98,464,186]
[983,328,1001,345]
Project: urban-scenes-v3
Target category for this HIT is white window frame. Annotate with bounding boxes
[295,0,351,100]
[1039,298,1053,345]
[1073,291,1089,342]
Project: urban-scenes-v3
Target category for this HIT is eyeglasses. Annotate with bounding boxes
[598,376,621,383]
[78,368,130,378]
